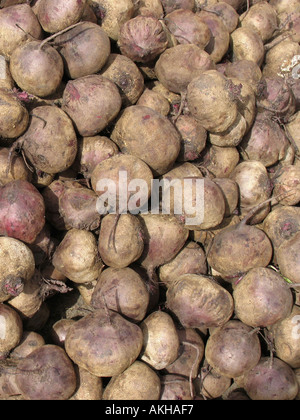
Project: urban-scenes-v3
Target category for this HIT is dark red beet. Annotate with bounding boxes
[0,180,45,244]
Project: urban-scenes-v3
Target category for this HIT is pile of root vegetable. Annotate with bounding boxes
[1,0,300,401]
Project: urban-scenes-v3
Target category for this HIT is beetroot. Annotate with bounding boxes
[9,40,64,98]
[0,179,45,244]
[36,0,87,33]
[117,15,168,63]
[164,9,211,49]
[62,74,122,137]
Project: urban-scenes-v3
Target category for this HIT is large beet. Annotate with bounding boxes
[111,105,181,176]
[0,180,45,244]
[9,40,64,98]
[55,21,111,79]
[65,307,143,377]
[62,74,122,137]
[207,213,273,281]
[242,357,299,400]
[233,267,294,328]
[166,274,234,329]
[0,4,43,59]
[205,320,261,379]
[15,105,78,175]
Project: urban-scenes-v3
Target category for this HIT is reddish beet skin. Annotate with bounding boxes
[0,180,45,243]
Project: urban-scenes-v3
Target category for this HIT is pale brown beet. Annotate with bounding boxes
[91,266,149,322]
[154,44,215,94]
[37,0,87,33]
[276,230,300,284]
[0,180,45,244]
[166,274,234,329]
[70,366,103,401]
[98,214,144,268]
[200,144,240,178]
[52,228,104,284]
[137,214,189,277]
[206,208,273,281]
[118,15,168,63]
[137,87,170,116]
[14,344,77,400]
[195,366,231,399]
[100,53,145,106]
[7,269,44,320]
[205,320,261,378]
[0,147,32,187]
[62,74,122,137]
[64,307,143,377]
[263,40,300,79]
[15,105,78,175]
[269,305,300,369]
[158,240,207,287]
[272,165,300,206]
[233,267,293,328]
[0,4,43,59]
[90,153,153,214]
[139,310,180,370]
[9,40,64,98]
[0,55,14,90]
[0,303,23,359]
[230,26,265,66]
[55,21,111,79]
[164,9,211,49]
[103,360,161,400]
[240,1,277,43]
[0,237,35,304]
[111,105,181,176]
[0,88,29,139]
[187,70,238,133]
[75,135,119,178]
[242,357,299,400]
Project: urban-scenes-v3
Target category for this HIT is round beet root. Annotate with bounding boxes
[9,40,64,98]
[166,274,234,329]
[233,267,294,328]
[15,105,78,175]
[242,357,299,400]
[62,74,122,137]
[118,15,168,63]
[0,180,45,244]
[205,320,261,379]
